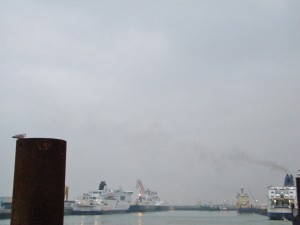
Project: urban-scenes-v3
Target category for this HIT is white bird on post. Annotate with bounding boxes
[12,134,26,139]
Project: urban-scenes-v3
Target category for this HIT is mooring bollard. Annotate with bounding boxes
[10,138,67,225]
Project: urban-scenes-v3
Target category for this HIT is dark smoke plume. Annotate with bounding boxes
[228,150,289,173]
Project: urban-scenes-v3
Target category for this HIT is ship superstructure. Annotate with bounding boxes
[267,174,298,220]
[236,187,253,213]
[71,181,133,214]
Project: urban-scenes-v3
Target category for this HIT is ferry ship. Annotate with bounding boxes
[71,181,133,215]
[129,179,169,212]
[267,174,298,220]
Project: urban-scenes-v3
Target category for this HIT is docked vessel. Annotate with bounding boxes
[0,196,12,219]
[70,181,133,215]
[129,179,169,212]
[236,187,253,213]
[0,196,76,219]
[267,174,298,220]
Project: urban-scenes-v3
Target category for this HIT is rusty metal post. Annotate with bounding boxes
[292,177,300,225]
[10,138,66,225]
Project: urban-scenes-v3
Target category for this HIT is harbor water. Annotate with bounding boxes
[0,211,289,225]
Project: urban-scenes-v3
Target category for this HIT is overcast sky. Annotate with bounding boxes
[1,0,299,205]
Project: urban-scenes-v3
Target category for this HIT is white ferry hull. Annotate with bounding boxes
[70,209,128,215]
[267,207,294,220]
[71,200,131,215]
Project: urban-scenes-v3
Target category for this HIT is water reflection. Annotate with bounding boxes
[137,212,143,225]
[0,211,277,225]
[66,215,103,225]
[64,213,145,225]
[94,219,101,225]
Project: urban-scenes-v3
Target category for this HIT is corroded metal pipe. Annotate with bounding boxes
[292,177,300,225]
[10,138,67,225]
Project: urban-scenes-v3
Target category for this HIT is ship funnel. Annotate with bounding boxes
[99,181,107,191]
[284,174,294,187]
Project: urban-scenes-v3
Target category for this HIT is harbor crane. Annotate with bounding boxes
[247,188,258,205]
[136,179,145,196]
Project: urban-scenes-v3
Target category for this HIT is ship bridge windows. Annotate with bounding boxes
[271,199,293,208]
[105,195,115,200]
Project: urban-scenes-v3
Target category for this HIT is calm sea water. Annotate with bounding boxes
[0,211,289,225]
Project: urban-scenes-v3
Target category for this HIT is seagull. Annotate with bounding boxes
[12,134,26,139]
